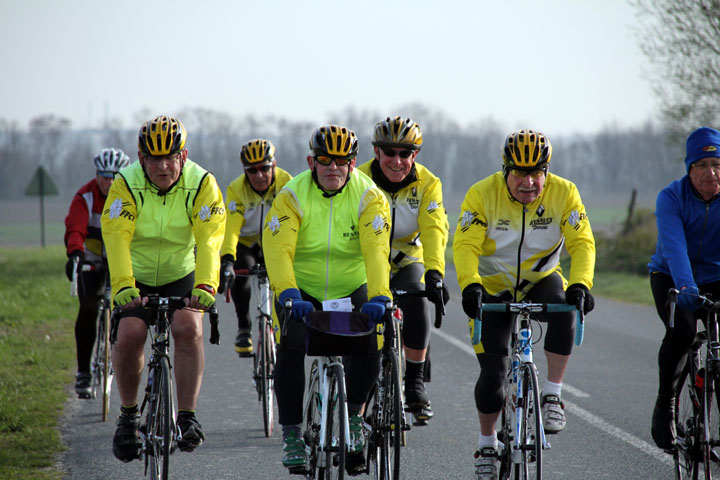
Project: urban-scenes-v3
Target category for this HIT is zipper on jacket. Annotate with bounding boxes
[694,203,710,278]
[324,197,333,300]
[514,206,527,301]
[388,194,397,264]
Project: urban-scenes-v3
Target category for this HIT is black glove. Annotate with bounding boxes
[462,283,488,318]
[217,254,235,295]
[425,270,450,306]
[65,251,84,281]
[565,283,594,314]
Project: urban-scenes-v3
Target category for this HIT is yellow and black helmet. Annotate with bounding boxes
[309,125,359,159]
[372,116,423,151]
[240,139,275,165]
[502,129,552,169]
[138,115,187,157]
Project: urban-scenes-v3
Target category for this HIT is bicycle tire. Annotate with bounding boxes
[392,313,408,447]
[304,359,322,477]
[101,306,112,422]
[514,364,542,480]
[676,360,701,480]
[323,364,346,480]
[365,382,381,480]
[380,351,402,480]
[498,387,514,480]
[89,306,103,401]
[260,318,275,437]
[148,357,172,480]
[702,364,720,479]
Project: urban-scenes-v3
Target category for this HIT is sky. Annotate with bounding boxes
[0,0,655,137]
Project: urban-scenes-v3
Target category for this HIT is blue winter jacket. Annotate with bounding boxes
[648,176,720,288]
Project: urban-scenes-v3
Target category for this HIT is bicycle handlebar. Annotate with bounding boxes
[667,288,720,329]
[472,300,585,346]
[391,287,445,329]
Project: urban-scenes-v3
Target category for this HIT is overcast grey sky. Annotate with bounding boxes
[0,0,654,136]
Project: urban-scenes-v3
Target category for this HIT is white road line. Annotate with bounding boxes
[432,328,672,466]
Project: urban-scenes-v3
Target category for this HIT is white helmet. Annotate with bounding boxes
[94,148,130,175]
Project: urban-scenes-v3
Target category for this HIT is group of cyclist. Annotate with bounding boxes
[63,110,718,479]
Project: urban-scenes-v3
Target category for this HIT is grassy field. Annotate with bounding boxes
[0,246,75,480]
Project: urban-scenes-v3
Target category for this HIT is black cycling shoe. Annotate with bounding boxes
[113,413,141,462]
[345,451,366,476]
[651,400,676,450]
[177,411,205,452]
[75,371,92,399]
[405,380,433,426]
[235,331,254,358]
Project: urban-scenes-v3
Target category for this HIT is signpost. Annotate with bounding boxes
[24,166,59,247]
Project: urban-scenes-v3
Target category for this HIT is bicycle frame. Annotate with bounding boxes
[476,301,582,479]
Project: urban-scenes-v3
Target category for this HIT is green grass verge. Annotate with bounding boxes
[0,223,65,247]
[0,246,75,479]
[591,271,653,307]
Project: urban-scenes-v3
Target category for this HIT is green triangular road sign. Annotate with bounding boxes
[25,166,59,196]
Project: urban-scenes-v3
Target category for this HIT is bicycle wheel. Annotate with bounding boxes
[89,306,103,401]
[676,361,701,480]
[515,364,542,480]
[323,364,346,480]
[303,359,322,477]
[101,306,112,422]
[365,383,381,480]
[147,357,172,480]
[260,318,275,437]
[498,387,514,480]
[380,351,402,480]
[702,363,720,479]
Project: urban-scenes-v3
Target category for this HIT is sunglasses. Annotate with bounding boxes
[245,165,273,175]
[380,147,414,159]
[508,167,547,179]
[314,155,351,166]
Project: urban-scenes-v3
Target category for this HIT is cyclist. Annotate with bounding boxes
[101,115,225,462]
[453,129,595,479]
[218,139,292,356]
[263,125,392,475]
[64,148,131,398]
[648,126,720,450]
[357,116,450,425]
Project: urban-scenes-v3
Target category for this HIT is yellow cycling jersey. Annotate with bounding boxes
[101,159,226,301]
[453,171,595,300]
[220,167,292,257]
[262,169,392,302]
[357,159,449,276]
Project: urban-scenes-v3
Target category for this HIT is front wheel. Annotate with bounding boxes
[101,306,112,422]
[303,360,322,477]
[323,364,346,480]
[675,360,701,480]
[147,357,172,480]
[514,364,542,480]
[260,318,275,437]
[380,351,402,480]
[702,363,720,479]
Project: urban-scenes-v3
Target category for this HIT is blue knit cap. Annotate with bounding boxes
[685,127,720,173]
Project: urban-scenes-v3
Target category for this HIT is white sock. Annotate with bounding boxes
[478,432,497,449]
[543,380,562,397]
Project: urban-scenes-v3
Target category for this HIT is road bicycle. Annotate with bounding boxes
[115,294,219,480]
[229,261,276,438]
[70,258,113,421]
[669,288,720,480]
[361,288,445,479]
[292,308,376,480]
[474,297,584,480]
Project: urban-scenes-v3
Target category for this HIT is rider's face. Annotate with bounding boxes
[139,149,187,190]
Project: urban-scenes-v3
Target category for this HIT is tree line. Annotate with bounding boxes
[0,106,685,210]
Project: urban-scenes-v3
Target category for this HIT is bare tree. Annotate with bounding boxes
[29,114,72,171]
[633,0,720,135]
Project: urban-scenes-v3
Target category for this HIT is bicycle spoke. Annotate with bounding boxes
[676,361,702,480]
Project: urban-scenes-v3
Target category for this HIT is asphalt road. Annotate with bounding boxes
[58,277,677,479]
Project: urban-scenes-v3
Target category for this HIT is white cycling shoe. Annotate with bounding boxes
[474,446,499,480]
[541,392,566,434]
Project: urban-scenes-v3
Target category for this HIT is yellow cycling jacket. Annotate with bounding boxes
[101,159,226,301]
[220,167,292,257]
[357,159,449,276]
[262,169,392,302]
[453,172,595,299]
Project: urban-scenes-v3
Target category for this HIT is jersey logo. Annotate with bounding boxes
[372,214,386,232]
[342,225,360,240]
[568,210,580,226]
[459,210,487,232]
[108,199,123,219]
[427,200,439,213]
[196,202,224,222]
[228,200,237,212]
[267,215,281,234]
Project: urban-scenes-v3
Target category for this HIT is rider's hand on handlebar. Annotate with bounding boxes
[279,288,314,321]
[187,284,216,310]
[361,295,391,324]
[565,283,595,314]
[462,283,488,318]
[114,286,143,310]
[677,285,702,312]
[65,250,84,281]
[217,254,235,295]
[425,270,450,306]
